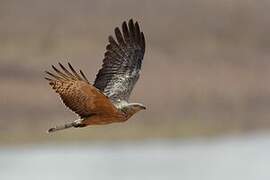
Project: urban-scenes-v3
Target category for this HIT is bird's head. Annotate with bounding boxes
[129,103,146,112]
[122,102,146,118]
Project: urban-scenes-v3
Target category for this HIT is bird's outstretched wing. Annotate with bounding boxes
[45,63,119,118]
[94,19,145,102]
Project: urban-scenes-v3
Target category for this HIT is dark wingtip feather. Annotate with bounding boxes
[114,27,125,45]
[135,21,140,31]
[51,65,57,71]
[122,20,127,27]
[108,35,120,51]
[141,32,145,50]
[67,62,72,68]
[68,62,82,80]
[44,77,53,81]
[128,19,134,24]
[122,21,129,41]
[128,19,136,41]
[79,70,89,83]
[134,22,141,43]
[108,35,116,44]
[58,62,75,78]
[106,44,111,51]
[45,70,61,80]
[68,62,76,74]
[45,70,52,75]
[58,62,68,73]
[58,62,64,68]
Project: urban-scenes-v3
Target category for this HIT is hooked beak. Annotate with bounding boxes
[141,106,146,110]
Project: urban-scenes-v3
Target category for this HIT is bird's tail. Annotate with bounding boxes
[47,122,76,133]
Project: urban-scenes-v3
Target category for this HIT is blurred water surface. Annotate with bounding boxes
[0,133,269,180]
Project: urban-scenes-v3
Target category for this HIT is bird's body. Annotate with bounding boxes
[45,19,146,133]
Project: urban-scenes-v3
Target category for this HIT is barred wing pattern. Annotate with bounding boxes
[94,19,145,102]
[45,63,118,118]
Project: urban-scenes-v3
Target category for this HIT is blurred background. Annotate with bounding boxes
[1,0,270,179]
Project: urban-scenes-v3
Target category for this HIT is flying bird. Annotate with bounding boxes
[45,19,146,133]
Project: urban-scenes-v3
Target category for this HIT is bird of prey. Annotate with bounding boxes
[45,19,146,133]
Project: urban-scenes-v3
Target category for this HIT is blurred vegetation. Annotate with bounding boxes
[1,0,270,144]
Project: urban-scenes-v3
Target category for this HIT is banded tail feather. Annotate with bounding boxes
[47,119,83,133]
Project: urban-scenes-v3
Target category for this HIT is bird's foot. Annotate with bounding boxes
[73,119,86,128]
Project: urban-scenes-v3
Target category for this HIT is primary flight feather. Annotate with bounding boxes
[45,19,146,133]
